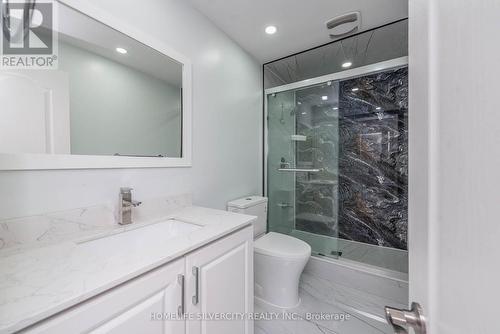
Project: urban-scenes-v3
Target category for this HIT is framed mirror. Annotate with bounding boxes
[0,0,192,170]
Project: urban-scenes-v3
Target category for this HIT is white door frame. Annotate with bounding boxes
[408,0,438,331]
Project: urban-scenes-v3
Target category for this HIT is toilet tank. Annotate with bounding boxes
[227,196,268,238]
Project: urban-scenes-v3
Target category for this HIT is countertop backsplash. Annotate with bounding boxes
[0,193,192,252]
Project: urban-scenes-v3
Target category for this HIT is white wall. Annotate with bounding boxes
[59,42,182,157]
[410,0,500,333]
[0,0,262,220]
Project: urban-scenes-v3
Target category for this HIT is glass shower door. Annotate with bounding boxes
[266,65,409,272]
[266,81,340,258]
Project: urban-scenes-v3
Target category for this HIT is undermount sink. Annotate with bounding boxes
[77,219,202,250]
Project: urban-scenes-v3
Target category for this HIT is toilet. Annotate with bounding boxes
[227,196,311,309]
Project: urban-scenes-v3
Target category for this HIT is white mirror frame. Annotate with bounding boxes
[0,0,192,170]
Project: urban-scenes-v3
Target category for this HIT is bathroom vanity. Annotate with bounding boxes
[0,204,254,334]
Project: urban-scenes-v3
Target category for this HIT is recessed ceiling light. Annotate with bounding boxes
[322,96,328,101]
[342,61,352,68]
[376,107,382,110]
[265,25,277,35]
[116,47,127,54]
[301,112,307,115]
[333,107,339,110]
[297,101,302,105]
[351,87,359,92]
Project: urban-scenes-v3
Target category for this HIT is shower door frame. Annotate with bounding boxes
[263,55,409,250]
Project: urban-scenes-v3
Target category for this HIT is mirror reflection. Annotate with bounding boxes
[0,3,183,158]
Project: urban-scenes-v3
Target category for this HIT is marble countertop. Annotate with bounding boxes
[0,206,255,334]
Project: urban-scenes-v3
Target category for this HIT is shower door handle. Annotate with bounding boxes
[385,302,427,334]
[278,168,320,173]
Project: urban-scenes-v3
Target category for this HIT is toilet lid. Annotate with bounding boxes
[254,232,311,259]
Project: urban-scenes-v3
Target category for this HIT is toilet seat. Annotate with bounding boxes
[254,232,311,260]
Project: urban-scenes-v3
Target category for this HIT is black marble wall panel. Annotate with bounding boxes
[338,67,408,250]
[294,67,408,250]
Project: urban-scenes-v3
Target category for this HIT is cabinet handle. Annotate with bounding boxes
[177,274,185,316]
[192,266,199,305]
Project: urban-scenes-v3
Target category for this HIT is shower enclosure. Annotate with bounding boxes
[265,52,409,273]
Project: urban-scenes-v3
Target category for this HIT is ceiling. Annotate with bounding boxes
[185,0,408,63]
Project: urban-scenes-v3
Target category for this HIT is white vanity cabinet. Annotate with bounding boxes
[24,258,185,334]
[185,225,253,334]
[22,226,253,334]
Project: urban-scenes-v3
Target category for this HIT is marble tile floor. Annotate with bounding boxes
[255,272,402,334]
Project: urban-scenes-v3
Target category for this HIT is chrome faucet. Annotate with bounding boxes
[119,187,142,225]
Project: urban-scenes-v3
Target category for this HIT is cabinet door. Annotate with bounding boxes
[185,226,253,334]
[24,258,185,334]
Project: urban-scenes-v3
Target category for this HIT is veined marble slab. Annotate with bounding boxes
[255,286,389,334]
[0,203,255,334]
[0,194,191,253]
[0,206,115,252]
[255,259,406,334]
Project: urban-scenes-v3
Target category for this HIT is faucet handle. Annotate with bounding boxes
[120,187,133,194]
